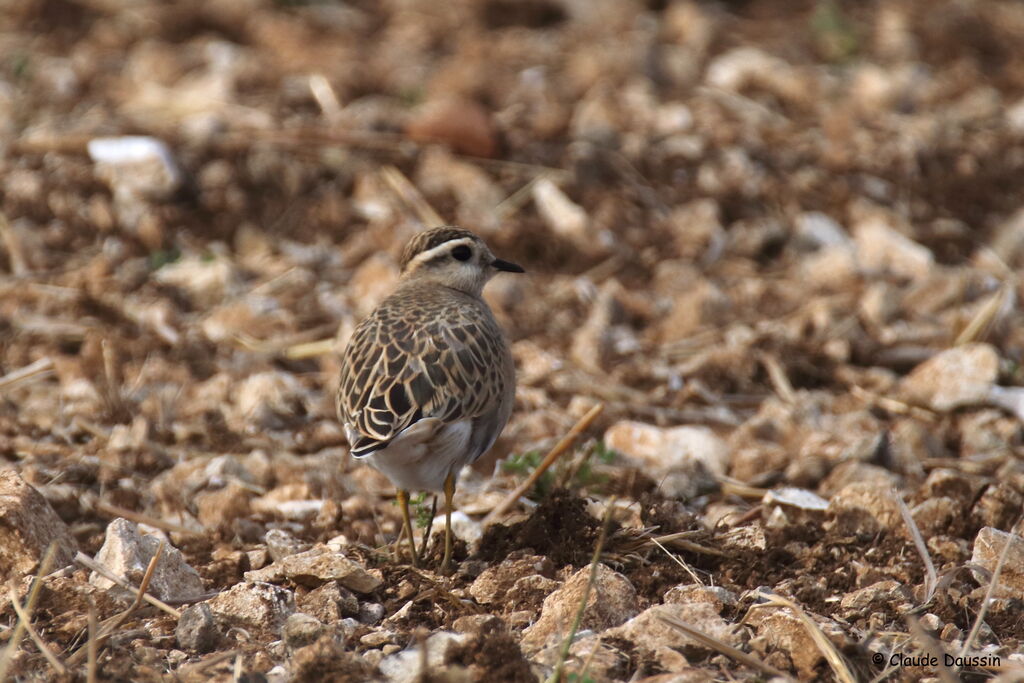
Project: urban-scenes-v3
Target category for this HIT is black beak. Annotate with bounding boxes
[492,258,525,273]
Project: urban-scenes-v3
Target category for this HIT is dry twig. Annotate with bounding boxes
[68,543,166,667]
[748,591,857,683]
[959,516,1023,661]
[657,612,789,679]
[0,357,55,394]
[547,496,617,683]
[0,544,57,680]
[7,584,67,676]
[484,402,604,525]
[896,491,937,604]
[95,500,202,536]
[74,552,181,617]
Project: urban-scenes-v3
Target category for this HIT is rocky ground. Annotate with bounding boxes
[3,0,1024,680]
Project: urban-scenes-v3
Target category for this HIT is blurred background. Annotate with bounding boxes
[3,0,1024,679]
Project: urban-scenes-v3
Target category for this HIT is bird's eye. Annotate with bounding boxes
[451,245,472,261]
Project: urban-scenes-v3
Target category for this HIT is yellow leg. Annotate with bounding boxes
[396,489,419,567]
[441,473,455,573]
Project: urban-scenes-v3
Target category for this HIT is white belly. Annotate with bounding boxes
[354,418,475,492]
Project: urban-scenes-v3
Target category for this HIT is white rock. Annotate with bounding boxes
[154,254,236,309]
[653,103,694,136]
[827,483,903,537]
[378,631,467,683]
[90,518,204,601]
[532,178,590,246]
[853,217,934,280]
[0,470,78,581]
[604,421,730,497]
[604,602,741,652]
[706,47,790,91]
[971,527,1024,599]
[520,564,638,653]
[207,582,296,634]
[763,487,829,511]
[800,244,859,291]
[664,584,738,612]
[748,606,846,679]
[986,385,1024,423]
[795,212,849,249]
[244,544,382,594]
[232,371,308,430]
[900,343,999,412]
[428,510,481,546]
[88,136,183,201]
[1008,97,1024,134]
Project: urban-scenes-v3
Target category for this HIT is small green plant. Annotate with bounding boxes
[503,450,554,499]
[566,674,596,683]
[593,440,619,464]
[390,492,434,529]
[811,0,859,62]
[148,248,181,270]
[412,493,434,530]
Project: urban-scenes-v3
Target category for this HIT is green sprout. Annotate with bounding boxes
[503,450,554,499]
[148,248,181,270]
[412,493,434,530]
[811,0,859,63]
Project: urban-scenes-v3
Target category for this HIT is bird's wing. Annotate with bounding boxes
[337,296,508,457]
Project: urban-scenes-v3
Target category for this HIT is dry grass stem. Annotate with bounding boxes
[547,495,617,683]
[959,516,1023,660]
[649,532,726,557]
[86,606,97,683]
[905,614,959,683]
[7,584,67,676]
[494,174,551,220]
[284,338,337,360]
[74,552,181,617]
[0,357,55,394]
[0,544,56,681]
[380,165,444,227]
[718,478,769,499]
[954,284,1010,346]
[0,210,27,275]
[657,612,789,679]
[749,591,857,683]
[68,542,166,667]
[308,74,342,120]
[895,492,938,603]
[850,385,938,422]
[484,402,604,525]
[760,352,796,404]
[94,500,202,536]
[649,536,705,585]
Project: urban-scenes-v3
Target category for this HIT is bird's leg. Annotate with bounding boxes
[418,495,438,560]
[396,489,419,567]
[441,472,456,573]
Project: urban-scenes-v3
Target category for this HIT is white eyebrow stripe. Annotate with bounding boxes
[407,237,477,269]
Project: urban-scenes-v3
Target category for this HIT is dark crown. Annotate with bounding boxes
[400,227,478,270]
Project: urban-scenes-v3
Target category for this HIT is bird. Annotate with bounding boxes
[337,226,523,571]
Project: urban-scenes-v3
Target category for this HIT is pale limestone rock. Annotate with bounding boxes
[971,527,1024,599]
[520,564,638,654]
[90,518,203,601]
[604,421,729,498]
[827,482,904,537]
[378,631,468,683]
[244,544,381,594]
[0,470,77,581]
[853,217,933,280]
[900,344,999,412]
[207,581,296,634]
